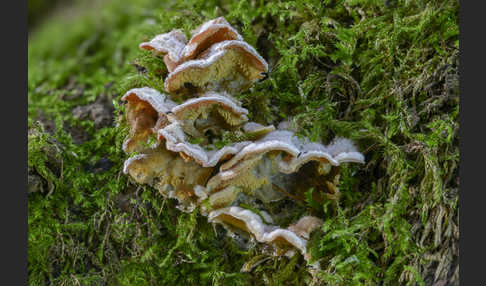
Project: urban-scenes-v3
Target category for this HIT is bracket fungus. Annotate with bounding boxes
[208,206,309,256]
[164,40,268,93]
[123,147,213,212]
[140,17,245,74]
[123,17,365,267]
[139,30,188,72]
[180,17,243,64]
[168,92,250,138]
[158,121,252,167]
[204,130,364,205]
[121,87,176,153]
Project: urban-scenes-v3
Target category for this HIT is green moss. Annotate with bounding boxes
[28,0,459,285]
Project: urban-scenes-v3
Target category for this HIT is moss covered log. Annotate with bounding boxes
[28,0,459,285]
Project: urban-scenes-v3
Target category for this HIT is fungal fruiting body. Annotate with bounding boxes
[204,130,365,206]
[164,40,269,93]
[123,17,365,266]
[139,30,188,72]
[121,87,176,153]
[179,17,243,64]
[208,206,308,255]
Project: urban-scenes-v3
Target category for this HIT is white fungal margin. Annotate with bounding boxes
[121,87,177,114]
[209,206,308,255]
[180,17,244,60]
[158,122,252,167]
[164,40,268,92]
[139,29,187,62]
[222,130,365,173]
[171,93,249,117]
[123,154,150,174]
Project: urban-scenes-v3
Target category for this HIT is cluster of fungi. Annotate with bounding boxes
[122,17,364,267]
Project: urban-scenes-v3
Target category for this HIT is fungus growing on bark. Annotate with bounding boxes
[139,30,188,72]
[154,91,275,167]
[123,146,213,212]
[179,17,243,64]
[208,206,311,257]
[287,216,324,240]
[220,131,364,171]
[169,92,249,138]
[122,16,366,265]
[121,87,176,153]
[164,40,268,93]
[242,122,276,137]
[158,121,252,167]
[277,137,365,174]
[207,130,364,198]
[208,185,241,210]
[157,121,276,168]
[140,17,245,73]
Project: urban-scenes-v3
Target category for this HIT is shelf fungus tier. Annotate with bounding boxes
[168,92,249,138]
[139,30,188,73]
[164,40,268,94]
[121,87,176,153]
[154,91,275,167]
[206,130,365,203]
[121,16,366,265]
[180,17,243,66]
[157,121,275,168]
[208,206,323,260]
[158,121,252,168]
[140,17,244,73]
[123,146,213,212]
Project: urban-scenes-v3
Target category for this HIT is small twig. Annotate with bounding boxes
[272,183,304,201]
